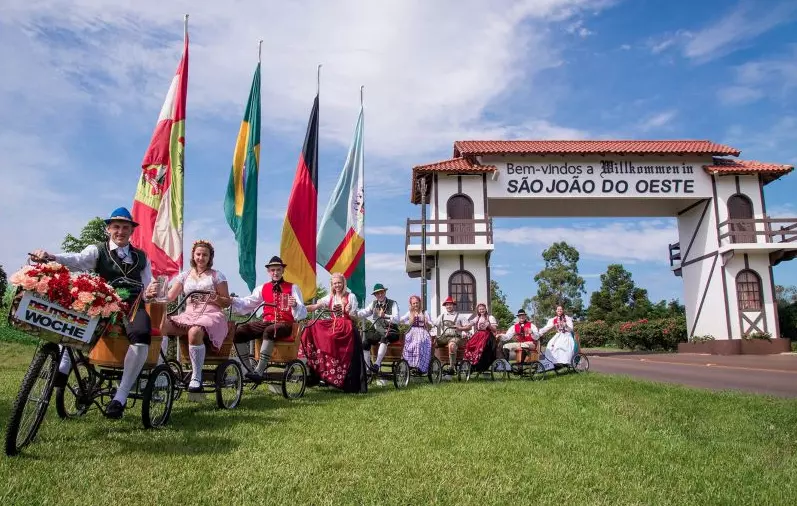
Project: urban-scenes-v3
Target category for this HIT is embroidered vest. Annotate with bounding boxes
[261,281,294,323]
[95,242,147,302]
[514,322,533,343]
[372,298,395,317]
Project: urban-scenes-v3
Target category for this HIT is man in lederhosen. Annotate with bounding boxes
[356,283,400,373]
[231,255,307,382]
[33,207,159,419]
[433,296,470,374]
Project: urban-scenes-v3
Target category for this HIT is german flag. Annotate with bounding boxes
[280,94,319,301]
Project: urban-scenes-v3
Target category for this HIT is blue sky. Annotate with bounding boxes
[1,0,796,314]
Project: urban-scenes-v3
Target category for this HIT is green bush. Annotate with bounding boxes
[574,320,611,348]
[614,316,687,351]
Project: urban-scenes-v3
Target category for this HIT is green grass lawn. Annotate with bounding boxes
[1,341,796,506]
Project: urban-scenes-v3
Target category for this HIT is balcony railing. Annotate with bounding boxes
[668,242,682,277]
[405,217,493,249]
[717,217,797,245]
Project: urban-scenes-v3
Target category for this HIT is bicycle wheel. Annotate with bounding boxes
[5,343,59,456]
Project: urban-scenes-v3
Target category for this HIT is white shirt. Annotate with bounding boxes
[400,311,432,326]
[231,282,308,320]
[171,269,227,295]
[539,315,574,335]
[54,242,153,288]
[357,298,399,324]
[468,314,497,332]
[502,320,540,342]
[316,292,359,317]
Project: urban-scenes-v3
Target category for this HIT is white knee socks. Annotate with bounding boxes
[113,343,149,405]
[376,343,388,366]
[157,337,169,365]
[188,344,205,384]
[363,349,372,366]
[234,342,254,371]
[255,340,275,374]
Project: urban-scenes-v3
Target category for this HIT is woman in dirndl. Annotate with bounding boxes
[160,240,231,392]
[301,273,367,393]
[537,305,576,371]
[398,295,432,373]
[463,302,498,371]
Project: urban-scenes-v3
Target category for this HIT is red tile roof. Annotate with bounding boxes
[412,157,496,173]
[704,157,793,183]
[410,158,496,203]
[453,140,741,157]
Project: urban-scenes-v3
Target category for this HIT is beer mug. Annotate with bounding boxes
[155,275,169,303]
[278,292,290,312]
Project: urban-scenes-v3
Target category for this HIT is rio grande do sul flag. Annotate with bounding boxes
[317,104,365,305]
[131,25,188,279]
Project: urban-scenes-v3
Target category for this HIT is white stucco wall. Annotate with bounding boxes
[431,174,490,246]
[723,253,778,338]
[714,174,766,246]
[431,252,488,322]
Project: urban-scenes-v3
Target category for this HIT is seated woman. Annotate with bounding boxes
[537,305,576,370]
[160,240,231,392]
[463,303,498,371]
[302,273,367,393]
[398,295,433,374]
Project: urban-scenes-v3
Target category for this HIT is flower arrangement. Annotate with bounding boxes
[9,262,128,321]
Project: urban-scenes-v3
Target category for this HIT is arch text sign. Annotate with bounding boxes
[494,159,712,198]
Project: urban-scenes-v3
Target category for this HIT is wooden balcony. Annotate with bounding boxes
[405,217,494,277]
[717,217,797,245]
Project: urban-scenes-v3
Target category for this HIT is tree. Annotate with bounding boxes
[587,264,652,323]
[0,264,7,304]
[490,280,514,330]
[62,217,107,253]
[775,285,797,340]
[528,242,586,323]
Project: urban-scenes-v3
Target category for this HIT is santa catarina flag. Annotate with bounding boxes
[131,30,188,279]
[317,105,365,305]
[280,94,319,301]
[224,62,261,292]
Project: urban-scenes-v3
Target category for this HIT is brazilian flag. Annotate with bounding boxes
[224,63,261,291]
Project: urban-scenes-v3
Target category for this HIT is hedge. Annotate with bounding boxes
[575,316,687,351]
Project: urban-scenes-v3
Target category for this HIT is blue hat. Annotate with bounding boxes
[104,207,139,227]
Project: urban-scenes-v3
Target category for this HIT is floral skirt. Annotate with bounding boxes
[403,327,432,373]
[298,318,367,393]
[464,330,496,371]
[165,303,229,351]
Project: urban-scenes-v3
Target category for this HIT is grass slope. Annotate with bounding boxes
[0,342,796,505]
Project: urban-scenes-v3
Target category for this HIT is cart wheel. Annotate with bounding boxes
[166,359,184,402]
[572,353,589,373]
[281,360,307,400]
[55,357,95,419]
[393,360,410,389]
[214,360,243,409]
[428,357,442,384]
[142,364,174,429]
[458,360,472,382]
[5,343,59,456]
[529,361,546,381]
[490,360,510,381]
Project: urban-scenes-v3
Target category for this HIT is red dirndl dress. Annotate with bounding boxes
[298,295,367,393]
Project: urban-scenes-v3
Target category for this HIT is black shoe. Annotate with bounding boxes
[245,371,264,383]
[187,382,204,393]
[105,400,126,419]
[53,371,68,388]
[369,363,380,373]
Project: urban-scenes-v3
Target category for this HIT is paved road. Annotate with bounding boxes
[585,352,797,398]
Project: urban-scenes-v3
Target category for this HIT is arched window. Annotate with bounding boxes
[448,270,476,313]
[728,194,755,243]
[736,269,763,311]
[447,194,475,244]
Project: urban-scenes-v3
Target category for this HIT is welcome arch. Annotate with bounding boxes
[404,140,797,342]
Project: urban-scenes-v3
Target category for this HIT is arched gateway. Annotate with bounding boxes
[405,140,797,342]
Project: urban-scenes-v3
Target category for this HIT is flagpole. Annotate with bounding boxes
[184,14,188,41]
[258,39,263,63]
[317,64,322,95]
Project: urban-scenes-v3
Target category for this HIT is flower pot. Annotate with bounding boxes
[740,338,792,355]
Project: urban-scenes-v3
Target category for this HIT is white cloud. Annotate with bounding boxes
[724,116,797,166]
[365,253,406,272]
[369,226,406,235]
[683,2,797,62]
[717,46,797,105]
[619,44,631,50]
[638,110,677,132]
[494,220,678,263]
[565,19,593,38]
